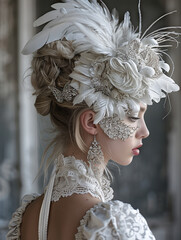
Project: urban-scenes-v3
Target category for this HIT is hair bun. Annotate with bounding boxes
[34,94,52,116]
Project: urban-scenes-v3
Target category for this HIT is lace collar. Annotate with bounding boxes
[51,154,113,202]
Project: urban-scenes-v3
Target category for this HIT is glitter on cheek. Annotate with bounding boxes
[99,115,138,141]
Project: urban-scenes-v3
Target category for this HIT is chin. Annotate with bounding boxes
[115,156,133,166]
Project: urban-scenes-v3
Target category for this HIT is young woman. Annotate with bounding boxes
[7,0,180,239]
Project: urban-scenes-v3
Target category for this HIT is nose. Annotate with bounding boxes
[136,119,150,139]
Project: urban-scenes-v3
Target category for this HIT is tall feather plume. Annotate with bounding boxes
[22,0,181,123]
[138,0,142,37]
[23,0,117,55]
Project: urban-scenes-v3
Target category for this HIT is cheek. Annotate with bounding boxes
[103,137,134,164]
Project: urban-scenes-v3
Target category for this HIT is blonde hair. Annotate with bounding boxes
[31,40,91,175]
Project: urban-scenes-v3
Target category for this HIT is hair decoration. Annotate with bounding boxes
[48,83,78,103]
[23,0,180,124]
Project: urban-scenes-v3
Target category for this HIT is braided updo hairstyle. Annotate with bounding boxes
[31,40,91,169]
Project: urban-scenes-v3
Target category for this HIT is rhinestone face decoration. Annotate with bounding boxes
[99,115,138,141]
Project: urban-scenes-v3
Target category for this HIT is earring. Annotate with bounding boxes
[87,135,104,166]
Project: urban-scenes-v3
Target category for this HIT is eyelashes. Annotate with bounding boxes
[129,117,140,122]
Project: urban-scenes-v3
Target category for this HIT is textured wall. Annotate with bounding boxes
[166,0,181,239]
[0,0,20,239]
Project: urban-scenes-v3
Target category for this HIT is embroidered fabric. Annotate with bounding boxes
[75,200,156,240]
[7,155,156,240]
[7,194,40,240]
[51,154,113,202]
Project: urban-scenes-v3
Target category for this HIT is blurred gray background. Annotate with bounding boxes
[0,0,181,239]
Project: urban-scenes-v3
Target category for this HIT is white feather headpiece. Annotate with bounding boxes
[22,0,180,123]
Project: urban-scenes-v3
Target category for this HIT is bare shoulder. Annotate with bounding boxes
[48,193,101,239]
[55,193,101,213]
[20,194,44,240]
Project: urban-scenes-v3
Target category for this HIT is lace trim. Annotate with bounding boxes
[51,154,113,202]
[7,193,39,240]
[75,200,156,240]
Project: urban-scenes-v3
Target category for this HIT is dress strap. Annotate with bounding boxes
[38,167,56,240]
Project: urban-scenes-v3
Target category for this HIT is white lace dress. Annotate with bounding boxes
[7,155,156,240]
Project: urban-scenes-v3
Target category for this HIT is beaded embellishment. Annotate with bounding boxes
[87,135,104,165]
[87,135,105,178]
[48,83,77,103]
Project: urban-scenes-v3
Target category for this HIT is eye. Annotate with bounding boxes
[129,117,140,122]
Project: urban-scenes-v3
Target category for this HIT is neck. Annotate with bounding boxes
[63,145,87,162]
[62,145,107,174]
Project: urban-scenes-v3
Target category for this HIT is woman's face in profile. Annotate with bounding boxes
[99,103,149,166]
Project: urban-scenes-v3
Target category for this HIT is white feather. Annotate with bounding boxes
[157,74,180,92]
[140,91,152,105]
[23,0,117,54]
[126,99,140,114]
[159,61,170,72]
[106,99,114,117]
[149,81,164,103]
[51,3,77,10]
[115,104,125,120]
[142,37,158,46]
[93,93,110,123]
[73,65,91,77]
[69,72,90,85]
[70,80,79,90]
[22,30,50,54]
[33,10,64,27]
[85,92,99,107]
[140,67,155,77]
[73,88,94,105]
[94,109,106,124]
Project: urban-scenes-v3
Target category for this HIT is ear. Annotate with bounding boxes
[80,110,98,135]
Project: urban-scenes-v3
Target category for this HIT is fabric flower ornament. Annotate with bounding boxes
[107,58,144,96]
[22,0,180,123]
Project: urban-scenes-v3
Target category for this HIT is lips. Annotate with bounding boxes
[132,144,143,156]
